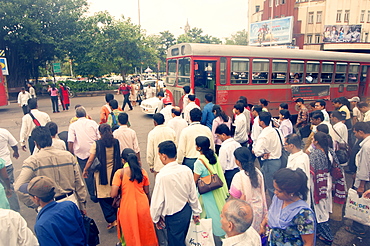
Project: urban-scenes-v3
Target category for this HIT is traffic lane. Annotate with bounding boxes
[0,96,155,246]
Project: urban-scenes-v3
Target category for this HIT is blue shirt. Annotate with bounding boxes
[201,102,215,129]
[35,201,86,246]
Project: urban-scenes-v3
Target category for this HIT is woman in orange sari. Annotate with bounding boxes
[111,148,157,246]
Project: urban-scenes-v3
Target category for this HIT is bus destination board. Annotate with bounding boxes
[291,85,330,100]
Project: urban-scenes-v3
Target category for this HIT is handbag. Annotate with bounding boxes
[344,188,370,226]
[275,128,289,168]
[90,157,101,172]
[112,169,124,208]
[333,127,350,164]
[196,159,223,195]
[83,215,100,246]
[185,219,215,246]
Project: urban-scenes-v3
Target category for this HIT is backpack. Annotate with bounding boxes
[29,112,41,126]
[83,215,100,246]
[110,112,119,132]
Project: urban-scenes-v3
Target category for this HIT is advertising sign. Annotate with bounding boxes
[249,16,294,46]
[323,25,361,43]
[53,63,61,73]
[0,58,9,76]
[291,85,330,100]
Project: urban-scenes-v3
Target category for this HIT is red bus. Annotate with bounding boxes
[165,43,370,115]
[0,68,8,107]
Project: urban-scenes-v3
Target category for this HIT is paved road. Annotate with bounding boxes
[0,95,368,246]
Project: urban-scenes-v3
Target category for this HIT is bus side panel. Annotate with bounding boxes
[0,69,8,107]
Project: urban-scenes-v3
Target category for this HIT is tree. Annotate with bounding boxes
[0,0,88,86]
[225,30,249,45]
[177,28,221,44]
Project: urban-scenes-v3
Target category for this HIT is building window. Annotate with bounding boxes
[344,10,350,22]
[336,10,342,22]
[308,12,314,24]
[307,35,313,43]
[281,0,286,4]
[255,5,260,12]
[317,11,322,23]
[269,0,272,7]
[315,35,321,43]
[275,0,279,6]
[361,10,365,22]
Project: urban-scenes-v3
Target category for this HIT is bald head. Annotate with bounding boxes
[171,106,182,117]
[221,199,253,235]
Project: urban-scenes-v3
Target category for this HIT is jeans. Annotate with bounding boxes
[6,165,20,212]
[51,96,59,112]
[122,93,132,110]
[261,159,281,199]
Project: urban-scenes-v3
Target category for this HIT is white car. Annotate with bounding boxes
[140,97,163,115]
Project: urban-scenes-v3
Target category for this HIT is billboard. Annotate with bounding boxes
[249,16,294,46]
[323,25,361,43]
[291,85,330,101]
[0,58,9,76]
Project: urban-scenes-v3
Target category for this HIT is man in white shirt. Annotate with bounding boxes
[167,107,188,145]
[252,111,282,198]
[68,106,99,201]
[284,133,311,206]
[182,86,191,110]
[33,122,66,154]
[147,113,176,175]
[221,199,261,246]
[113,112,140,160]
[17,87,31,115]
[315,100,330,123]
[177,108,214,170]
[151,141,201,246]
[183,94,200,124]
[215,124,241,188]
[358,102,370,122]
[331,110,348,145]
[251,105,263,148]
[0,128,20,212]
[347,122,370,236]
[233,103,248,145]
[159,98,173,124]
[27,82,36,99]
[19,98,51,154]
[349,97,363,124]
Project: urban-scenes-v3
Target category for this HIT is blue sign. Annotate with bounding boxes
[0,58,8,76]
[249,16,294,46]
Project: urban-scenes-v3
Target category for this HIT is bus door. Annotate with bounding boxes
[359,65,370,103]
[193,60,217,107]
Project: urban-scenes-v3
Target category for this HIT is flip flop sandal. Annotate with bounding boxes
[317,235,333,245]
[345,226,366,237]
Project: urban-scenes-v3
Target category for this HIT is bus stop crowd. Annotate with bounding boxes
[0,86,370,246]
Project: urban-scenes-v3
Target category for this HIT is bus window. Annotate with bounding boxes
[252,59,269,84]
[335,62,347,83]
[322,62,334,83]
[167,59,177,85]
[272,60,287,84]
[348,63,360,83]
[231,59,249,84]
[306,61,319,83]
[361,65,368,83]
[290,60,304,83]
[178,58,191,86]
[220,57,227,85]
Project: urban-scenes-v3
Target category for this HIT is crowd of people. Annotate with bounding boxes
[2,89,370,246]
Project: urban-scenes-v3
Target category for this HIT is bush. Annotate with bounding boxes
[64,80,111,92]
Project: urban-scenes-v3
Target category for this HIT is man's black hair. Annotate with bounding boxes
[31,126,52,148]
[105,93,114,103]
[153,113,165,125]
[158,140,177,159]
[109,99,119,110]
[45,122,58,137]
[233,103,244,113]
[215,124,231,136]
[190,108,202,122]
[259,111,271,126]
[28,98,38,110]
[118,113,129,125]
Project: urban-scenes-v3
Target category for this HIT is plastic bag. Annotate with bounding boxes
[344,188,370,226]
[185,218,215,246]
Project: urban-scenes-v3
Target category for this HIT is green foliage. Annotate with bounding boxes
[177,28,221,44]
[225,30,249,45]
[64,80,111,92]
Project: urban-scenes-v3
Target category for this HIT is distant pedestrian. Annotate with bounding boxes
[107,99,123,131]
[17,87,31,115]
[27,82,36,99]
[314,100,330,123]
[348,96,363,124]
[130,81,137,107]
[332,97,352,129]
[100,93,115,124]
[48,84,60,113]
[259,98,269,112]
[201,93,215,129]
[212,105,231,154]
[233,103,248,146]
[167,107,188,145]
[181,86,191,110]
[295,98,309,134]
[19,176,86,246]
[278,109,293,138]
[151,141,201,246]
[118,81,132,111]
[19,98,51,154]
[147,113,176,175]
[250,105,263,149]
[58,83,70,111]
[183,95,200,124]
[159,98,174,124]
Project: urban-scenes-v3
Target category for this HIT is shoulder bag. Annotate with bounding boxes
[29,112,41,126]
[196,158,223,195]
[332,127,350,164]
[112,169,124,208]
[275,128,289,168]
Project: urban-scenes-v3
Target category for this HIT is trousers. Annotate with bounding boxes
[165,203,192,246]
[261,159,281,199]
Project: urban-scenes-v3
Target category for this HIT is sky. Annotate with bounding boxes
[87,0,249,40]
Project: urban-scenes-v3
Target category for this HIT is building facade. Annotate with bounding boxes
[249,0,370,52]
